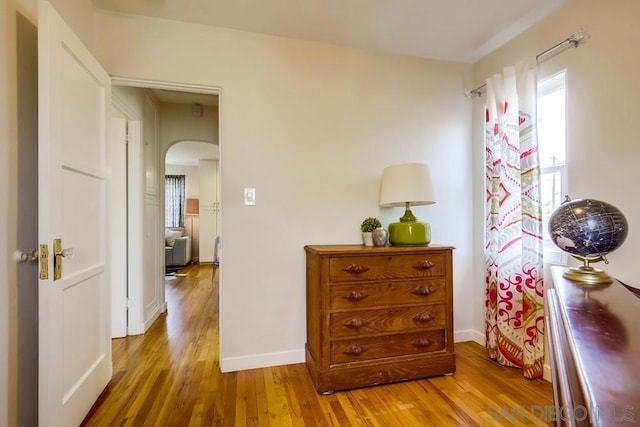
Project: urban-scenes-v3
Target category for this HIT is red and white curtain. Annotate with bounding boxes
[484,63,544,379]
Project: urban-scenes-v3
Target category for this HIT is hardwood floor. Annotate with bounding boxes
[82,264,553,426]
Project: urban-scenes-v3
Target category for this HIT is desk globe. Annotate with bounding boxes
[548,197,628,285]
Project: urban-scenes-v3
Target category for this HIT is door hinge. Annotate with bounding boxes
[126,298,132,310]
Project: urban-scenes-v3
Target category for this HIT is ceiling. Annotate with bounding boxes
[93,0,566,63]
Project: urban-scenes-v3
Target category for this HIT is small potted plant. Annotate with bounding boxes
[360,217,382,247]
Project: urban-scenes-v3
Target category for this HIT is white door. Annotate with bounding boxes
[38,1,112,425]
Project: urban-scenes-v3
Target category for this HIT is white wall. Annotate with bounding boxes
[165,164,200,199]
[471,0,640,333]
[112,85,146,118]
[93,12,475,370]
[160,102,218,147]
[14,0,93,49]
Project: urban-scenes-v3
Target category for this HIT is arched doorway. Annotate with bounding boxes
[165,140,219,266]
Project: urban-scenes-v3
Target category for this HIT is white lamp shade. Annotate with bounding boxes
[379,163,435,207]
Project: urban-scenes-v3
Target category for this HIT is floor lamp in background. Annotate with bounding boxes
[185,198,199,263]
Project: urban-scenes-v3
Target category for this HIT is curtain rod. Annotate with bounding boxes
[464,30,587,98]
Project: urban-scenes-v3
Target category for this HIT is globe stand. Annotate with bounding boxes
[563,255,613,286]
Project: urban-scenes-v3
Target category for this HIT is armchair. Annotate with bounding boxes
[165,228,193,267]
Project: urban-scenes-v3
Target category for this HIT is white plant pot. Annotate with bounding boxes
[362,232,374,247]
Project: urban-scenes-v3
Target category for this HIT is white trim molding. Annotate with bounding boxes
[220,349,305,373]
[454,329,485,345]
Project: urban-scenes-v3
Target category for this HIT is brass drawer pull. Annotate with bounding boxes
[343,318,368,329]
[413,313,435,323]
[343,263,370,274]
[412,338,432,348]
[413,260,435,270]
[343,343,368,356]
[343,290,369,301]
[412,286,435,297]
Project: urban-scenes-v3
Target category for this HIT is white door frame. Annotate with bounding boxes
[108,109,128,338]
[110,77,221,340]
[110,93,142,335]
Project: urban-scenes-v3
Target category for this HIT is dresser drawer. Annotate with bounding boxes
[330,305,446,338]
[330,280,445,309]
[330,330,445,365]
[329,253,446,282]
[305,244,455,393]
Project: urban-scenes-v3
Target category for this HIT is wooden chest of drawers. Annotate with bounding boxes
[546,267,640,426]
[305,244,455,394]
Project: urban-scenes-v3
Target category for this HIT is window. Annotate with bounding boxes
[538,72,567,264]
[165,175,186,227]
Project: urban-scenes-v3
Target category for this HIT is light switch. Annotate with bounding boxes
[244,188,256,206]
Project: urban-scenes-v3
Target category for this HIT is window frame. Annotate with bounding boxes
[538,71,568,266]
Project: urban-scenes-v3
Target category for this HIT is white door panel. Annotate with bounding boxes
[61,169,104,272]
[144,97,158,196]
[143,198,160,314]
[61,274,103,391]
[38,1,111,425]
[60,47,105,173]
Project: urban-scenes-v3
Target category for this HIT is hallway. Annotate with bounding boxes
[83,265,221,425]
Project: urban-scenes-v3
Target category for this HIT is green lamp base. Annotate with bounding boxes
[388,209,431,246]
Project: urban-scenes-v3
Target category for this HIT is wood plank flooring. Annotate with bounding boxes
[82,265,554,426]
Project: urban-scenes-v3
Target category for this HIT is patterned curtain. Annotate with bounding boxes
[165,175,186,227]
[484,64,544,379]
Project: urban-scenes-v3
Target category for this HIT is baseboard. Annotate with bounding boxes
[220,349,305,373]
[127,322,144,336]
[219,333,553,382]
[221,330,482,372]
[454,329,485,345]
[142,304,164,332]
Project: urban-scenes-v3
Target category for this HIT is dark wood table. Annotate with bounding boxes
[546,266,640,426]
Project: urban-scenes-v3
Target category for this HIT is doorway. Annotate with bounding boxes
[109,79,220,345]
[165,141,219,268]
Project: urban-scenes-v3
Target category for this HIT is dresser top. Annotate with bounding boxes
[551,266,640,424]
[305,244,454,255]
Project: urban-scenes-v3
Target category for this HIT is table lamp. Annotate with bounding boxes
[185,198,199,234]
[379,163,435,245]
